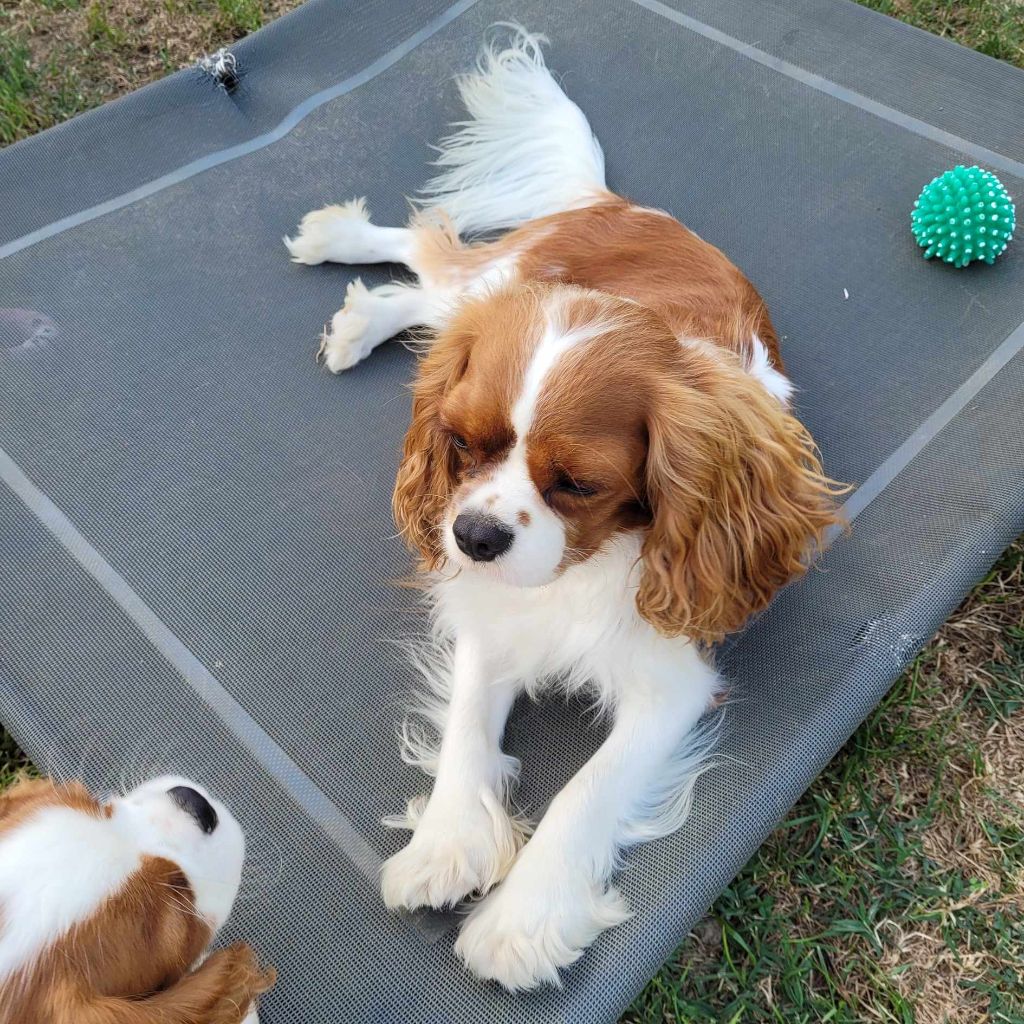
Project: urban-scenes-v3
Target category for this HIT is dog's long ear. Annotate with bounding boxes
[392,328,471,567]
[78,943,274,1024]
[637,346,844,643]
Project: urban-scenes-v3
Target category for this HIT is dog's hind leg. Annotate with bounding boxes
[317,278,451,374]
[290,200,522,372]
[284,198,416,267]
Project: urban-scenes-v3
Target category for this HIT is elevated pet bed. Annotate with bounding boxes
[1,0,1022,1020]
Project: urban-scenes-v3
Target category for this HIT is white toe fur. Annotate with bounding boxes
[284,198,371,265]
[317,283,374,373]
[455,870,631,991]
[285,197,419,268]
[380,787,527,910]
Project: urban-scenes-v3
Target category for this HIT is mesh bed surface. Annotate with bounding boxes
[2,0,1023,1020]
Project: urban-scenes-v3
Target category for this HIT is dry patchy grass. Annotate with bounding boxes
[629,541,1024,1023]
[860,0,1024,64]
[1,0,300,144]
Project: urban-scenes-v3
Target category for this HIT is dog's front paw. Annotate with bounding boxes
[380,788,526,911]
[454,867,631,990]
[284,198,369,265]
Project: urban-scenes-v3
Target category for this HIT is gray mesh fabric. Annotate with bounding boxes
[2,0,1023,1021]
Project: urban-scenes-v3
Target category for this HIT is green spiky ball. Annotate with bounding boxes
[911,165,1015,268]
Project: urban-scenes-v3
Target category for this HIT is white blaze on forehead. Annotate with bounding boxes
[512,308,608,438]
[449,307,607,587]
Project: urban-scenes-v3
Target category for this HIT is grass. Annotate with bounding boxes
[0,0,297,146]
[0,728,34,787]
[626,541,1024,1024]
[859,0,1024,63]
[1,2,1022,1021]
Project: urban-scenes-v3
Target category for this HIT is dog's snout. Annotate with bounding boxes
[453,513,514,562]
[168,785,218,834]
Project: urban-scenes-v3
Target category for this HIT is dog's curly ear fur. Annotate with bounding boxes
[78,943,274,1024]
[392,330,471,567]
[4,941,273,1024]
[637,348,845,644]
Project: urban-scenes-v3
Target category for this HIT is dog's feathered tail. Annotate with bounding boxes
[417,26,607,236]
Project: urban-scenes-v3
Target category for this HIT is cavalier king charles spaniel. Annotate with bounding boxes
[286,27,841,990]
[0,775,273,1023]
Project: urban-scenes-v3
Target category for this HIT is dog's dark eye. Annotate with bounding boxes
[554,476,598,498]
[450,433,468,451]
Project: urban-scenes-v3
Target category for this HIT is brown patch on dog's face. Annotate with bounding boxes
[396,279,839,624]
[397,286,668,581]
[0,817,214,1017]
[49,855,213,999]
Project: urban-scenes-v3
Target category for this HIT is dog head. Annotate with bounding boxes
[394,283,841,641]
[0,774,273,1024]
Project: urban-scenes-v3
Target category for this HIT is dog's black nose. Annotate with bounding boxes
[452,513,514,562]
[168,785,218,834]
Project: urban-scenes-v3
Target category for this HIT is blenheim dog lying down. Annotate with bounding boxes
[287,27,841,991]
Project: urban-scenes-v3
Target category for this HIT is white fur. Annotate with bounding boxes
[455,860,631,991]
[284,198,413,266]
[383,538,721,989]
[0,776,245,981]
[417,27,606,234]
[446,443,565,587]
[748,333,794,404]
[317,278,451,373]
[286,199,462,372]
[381,637,528,909]
[283,25,609,366]
[512,310,591,436]
[463,253,521,298]
[114,775,246,930]
[0,807,138,980]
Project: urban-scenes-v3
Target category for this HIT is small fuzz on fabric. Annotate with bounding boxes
[197,47,240,93]
[911,165,1015,268]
